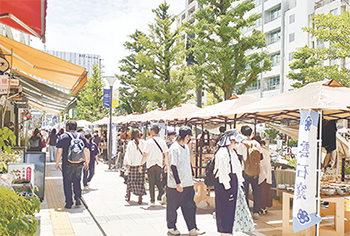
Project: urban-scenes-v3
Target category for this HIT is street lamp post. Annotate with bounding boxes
[105,77,117,170]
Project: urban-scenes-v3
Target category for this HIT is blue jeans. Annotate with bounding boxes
[62,161,83,206]
[49,145,57,162]
[243,172,260,213]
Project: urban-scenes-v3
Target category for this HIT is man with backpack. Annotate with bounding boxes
[237,125,262,220]
[55,120,90,209]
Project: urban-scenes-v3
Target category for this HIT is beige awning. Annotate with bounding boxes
[0,34,87,96]
[232,80,350,122]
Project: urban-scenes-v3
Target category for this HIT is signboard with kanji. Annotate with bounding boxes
[8,163,35,186]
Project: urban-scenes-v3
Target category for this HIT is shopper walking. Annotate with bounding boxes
[28,128,43,151]
[55,120,90,209]
[214,130,255,235]
[253,137,272,214]
[124,129,146,205]
[140,125,168,206]
[166,126,205,235]
[83,133,99,190]
[237,126,262,220]
[47,129,58,162]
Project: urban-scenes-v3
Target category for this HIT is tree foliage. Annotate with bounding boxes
[288,12,350,88]
[75,65,108,121]
[117,3,193,111]
[116,30,149,114]
[185,0,271,101]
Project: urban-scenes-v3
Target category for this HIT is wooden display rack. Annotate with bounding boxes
[282,191,349,236]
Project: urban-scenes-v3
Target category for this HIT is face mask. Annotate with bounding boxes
[171,137,176,142]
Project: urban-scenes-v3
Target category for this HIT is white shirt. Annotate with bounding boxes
[214,147,244,190]
[168,142,193,188]
[124,140,144,166]
[258,146,272,185]
[142,136,168,169]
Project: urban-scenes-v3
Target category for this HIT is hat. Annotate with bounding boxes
[168,131,177,136]
[217,129,246,147]
[179,126,192,139]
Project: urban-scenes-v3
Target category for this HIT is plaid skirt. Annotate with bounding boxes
[126,165,146,196]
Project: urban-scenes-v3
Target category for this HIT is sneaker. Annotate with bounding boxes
[161,195,167,205]
[253,212,260,220]
[168,228,180,235]
[82,186,89,191]
[76,199,82,206]
[189,228,205,235]
[64,204,72,209]
[148,202,155,207]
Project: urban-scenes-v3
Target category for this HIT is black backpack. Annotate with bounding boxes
[204,147,233,187]
[29,137,40,149]
[204,156,217,187]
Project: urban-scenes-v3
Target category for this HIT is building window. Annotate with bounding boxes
[317,39,324,49]
[289,52,294,61]
[271,53,281,66]
[264,77,280,91]
[247,81,261,91]
[330,8,338,16]
[266,30,281,45]
[253,0,262,6]
[289,33,295,42]
[265,6,281,23]
[289,14,295,24]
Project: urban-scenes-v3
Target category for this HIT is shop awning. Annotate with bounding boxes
[13,70,77,114]
[0,34,87,95]
[0,0,47,41]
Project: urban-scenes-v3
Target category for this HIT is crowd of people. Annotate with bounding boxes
[120,123,272,236]
[27,120,272,236]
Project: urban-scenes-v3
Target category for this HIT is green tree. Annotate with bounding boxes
[116,30,149,114]
[75,65,108,121]
[288,12,350,88]
[185,0,271,101]
[135,3,193,109]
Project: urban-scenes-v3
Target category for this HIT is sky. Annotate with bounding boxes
[31,0,186,77]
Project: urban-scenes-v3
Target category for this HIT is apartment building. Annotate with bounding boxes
[176,0,349,100]
[43,50,102,77]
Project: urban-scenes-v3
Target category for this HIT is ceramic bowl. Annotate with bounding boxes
[278,184,286,189]
[287,187,294,191]
[324,189,335,196]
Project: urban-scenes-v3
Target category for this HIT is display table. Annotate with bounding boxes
[193,180,215,207]
[282,191,348,236]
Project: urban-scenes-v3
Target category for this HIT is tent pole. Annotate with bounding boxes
[195,123,198,178]
[234,114,237,128]
[200,121,204,177]
[316,110,323,236]
[254,115,257,136]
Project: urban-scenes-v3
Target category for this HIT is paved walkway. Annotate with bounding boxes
[36,161,273,236]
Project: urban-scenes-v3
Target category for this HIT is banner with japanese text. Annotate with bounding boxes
[103,89,110,108]
[293,110,322,232]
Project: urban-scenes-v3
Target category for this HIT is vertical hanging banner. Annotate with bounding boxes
[112,89,119,108]
[293,110,322,232]
[103,89,110,108]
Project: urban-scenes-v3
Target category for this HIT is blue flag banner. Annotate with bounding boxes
[103,89,110,108]
[293,111,322,232]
